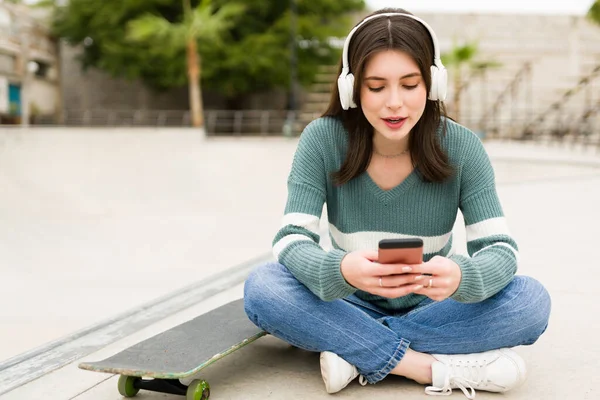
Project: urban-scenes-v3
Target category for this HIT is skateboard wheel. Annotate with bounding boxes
[186,379,210,400]
[117,375,140,397]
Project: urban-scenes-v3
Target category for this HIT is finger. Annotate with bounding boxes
[360,249,379,262]
[378,273,424,288]
[374,263,415,276]
[410,263,440,275]
[374,283,424,299]
[416,276,452,289]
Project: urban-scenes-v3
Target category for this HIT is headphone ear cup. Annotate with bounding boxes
[337,72,356,110]
[436,66,448,101]
[429,65,439,101]
[345,73,356,108]
[429,65,448,101]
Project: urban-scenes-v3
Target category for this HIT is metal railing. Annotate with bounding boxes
[523,64,600,139]
[205,109,306,136]
[454,59,600,151]
[478,62,533,140]
[12,67,600,152]
[511,63,600,152]
[58,109,192,127]
[29,109,313,136]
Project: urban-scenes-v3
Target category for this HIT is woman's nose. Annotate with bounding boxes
[386,89,403,110]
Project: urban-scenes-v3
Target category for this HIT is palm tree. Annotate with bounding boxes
[588,1,600,25]
[127,0,244,128]
[442,41,500,122]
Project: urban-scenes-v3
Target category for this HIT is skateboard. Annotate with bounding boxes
[79,299,266,399]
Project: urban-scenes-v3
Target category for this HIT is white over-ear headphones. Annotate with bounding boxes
[337,12,448,110]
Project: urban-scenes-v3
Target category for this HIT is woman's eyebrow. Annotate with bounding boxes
[364,72,421,81]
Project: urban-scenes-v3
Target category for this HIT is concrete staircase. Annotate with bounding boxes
[408,12,600,139]
[297,64,337,131]
[298,12,600,141]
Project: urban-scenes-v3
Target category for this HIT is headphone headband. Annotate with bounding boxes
[337,12,447,108]
[341,12,444,73]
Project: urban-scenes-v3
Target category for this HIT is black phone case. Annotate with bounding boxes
[378,238,423,249]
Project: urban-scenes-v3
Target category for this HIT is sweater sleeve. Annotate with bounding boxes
[449,132,519,303]
[272,120,357,301]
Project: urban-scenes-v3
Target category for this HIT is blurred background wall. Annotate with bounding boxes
[1,1,599,142]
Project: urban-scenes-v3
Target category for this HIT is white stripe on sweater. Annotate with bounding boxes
[328,224,451,254]
[273,234,315,260]
[473,242,520,262]
[465,217,511,242]
[281,213,321,235]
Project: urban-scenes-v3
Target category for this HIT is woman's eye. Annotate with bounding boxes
[368,87,384,92]
[404,84,419,90]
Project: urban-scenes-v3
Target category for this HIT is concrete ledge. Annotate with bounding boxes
[0,254,271,396]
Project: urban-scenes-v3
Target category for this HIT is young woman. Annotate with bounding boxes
[243,8,551,399]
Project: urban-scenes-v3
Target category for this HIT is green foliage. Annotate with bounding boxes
[125,1,244,56]
[46,0,365,99]
[441,41,479,68]
[441,40,501,78]
[471,60,503,72]
[441,40,501,121]
[589,1,600,25]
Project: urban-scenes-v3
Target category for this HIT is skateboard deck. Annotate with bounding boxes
[79,299,266,399]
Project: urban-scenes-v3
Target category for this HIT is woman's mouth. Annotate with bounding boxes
[382,117,407,129]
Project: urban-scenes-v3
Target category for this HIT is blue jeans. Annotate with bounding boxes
[243,262,551,384]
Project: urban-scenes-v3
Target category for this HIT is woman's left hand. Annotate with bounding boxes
[410,256,462,301]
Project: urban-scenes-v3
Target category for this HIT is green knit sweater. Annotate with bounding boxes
[273,116,518,311]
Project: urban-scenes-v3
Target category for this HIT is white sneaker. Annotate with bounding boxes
[320,351,367,394]
[425,348,527,399]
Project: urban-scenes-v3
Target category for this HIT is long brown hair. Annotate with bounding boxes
[324,8,454,185]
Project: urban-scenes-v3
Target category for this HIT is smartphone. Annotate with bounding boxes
[378,238,423,264]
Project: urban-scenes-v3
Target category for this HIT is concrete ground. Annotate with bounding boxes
[1,128,599,399]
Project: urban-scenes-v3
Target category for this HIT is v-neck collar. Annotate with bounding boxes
[360,168,420,203]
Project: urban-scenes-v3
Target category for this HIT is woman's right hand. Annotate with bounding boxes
[340,250,424,299]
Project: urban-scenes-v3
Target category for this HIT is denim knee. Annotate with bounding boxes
[513,276,552,344]
[243,262,289,328]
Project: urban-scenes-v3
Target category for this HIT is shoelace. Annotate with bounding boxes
[358,375,368,386]
[424,359,488,399]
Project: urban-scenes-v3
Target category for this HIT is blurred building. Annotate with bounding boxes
[54,10,600,137]
[0,2,59,125]
[301,12,600,139]
[2,4,598,138]
[418,12,600,139]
